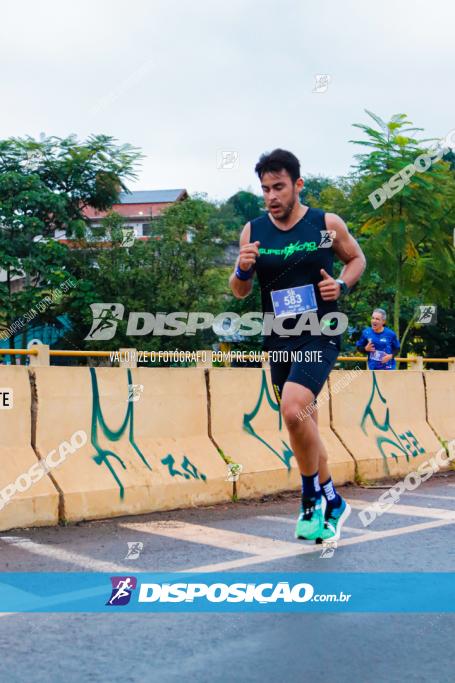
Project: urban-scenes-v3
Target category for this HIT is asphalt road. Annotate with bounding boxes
[1,474,455,683]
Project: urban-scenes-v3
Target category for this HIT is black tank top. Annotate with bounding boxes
[250,207,339,350]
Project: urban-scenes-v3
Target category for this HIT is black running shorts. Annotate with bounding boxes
[269,336,340,402]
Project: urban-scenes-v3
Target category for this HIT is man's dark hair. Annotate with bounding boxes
[254,149,301,184]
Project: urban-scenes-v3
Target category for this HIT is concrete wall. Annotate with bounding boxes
[0,367,59,531]
[424,371,455,444]
[32,367,231,523]
[208,368,354,499]
[330,370,443,480]
[0,366,453,531]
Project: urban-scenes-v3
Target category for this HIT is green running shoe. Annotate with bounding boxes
[295,497,325,540]
[320,498,351,542]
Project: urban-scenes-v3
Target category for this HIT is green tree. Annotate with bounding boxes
[300,176,353,219]
[65,196,232,356]
[300,175,333,206]
[0,134,141,357]
[349,111,455,343]
[227,190,263,224]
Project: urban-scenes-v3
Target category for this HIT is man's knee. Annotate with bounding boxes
[281,397,314,430]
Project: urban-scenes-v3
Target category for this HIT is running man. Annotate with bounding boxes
[229,149,366,542]
[356,308,400,370]
[88,304,120,339]
[109,577,134,604]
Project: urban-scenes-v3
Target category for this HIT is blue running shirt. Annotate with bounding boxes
[356,326,400,370]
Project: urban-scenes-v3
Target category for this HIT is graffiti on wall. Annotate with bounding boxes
[360,371,425,473]
[161,454,207,481]
[90,367,151,499]
[243,370,294,469]
[90,368,206,498]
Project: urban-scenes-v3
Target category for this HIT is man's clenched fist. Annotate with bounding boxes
[238,240,260,271]
[318,268,341,301]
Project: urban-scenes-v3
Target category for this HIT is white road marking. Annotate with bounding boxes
[349,499,455,521]
[120,521,298,556]
[335,526,369,535]
[255,515,370,535]
[1,514,450,618]
[0,510,455,617]
[1,499,455,615]
[186,517,455,572]
[400,492,455,502]
[0,537,141,574]
[3,499,453,578]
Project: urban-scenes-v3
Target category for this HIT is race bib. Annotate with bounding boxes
[271,284,318,318]
[371,350,386,362]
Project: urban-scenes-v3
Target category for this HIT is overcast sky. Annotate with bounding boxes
[2,0,454,201]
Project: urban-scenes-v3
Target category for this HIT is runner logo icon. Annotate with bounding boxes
[319,230,336,248]
[106,576,137,606]
[416,305,437,325]
[85,303,124,340]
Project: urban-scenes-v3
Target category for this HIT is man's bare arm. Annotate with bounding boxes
[318,213,366,301]
[229,222,260,299]
[327,213,366,287]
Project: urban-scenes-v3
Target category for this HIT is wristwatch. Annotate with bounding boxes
[335,278,349,295]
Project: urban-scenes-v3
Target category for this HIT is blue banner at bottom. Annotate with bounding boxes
[0,573,453,612]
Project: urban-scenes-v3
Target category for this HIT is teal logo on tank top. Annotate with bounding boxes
[259,240,318,259]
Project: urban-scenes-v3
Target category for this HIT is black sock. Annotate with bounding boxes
[301,472,322,503]
[320,477,341,510]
